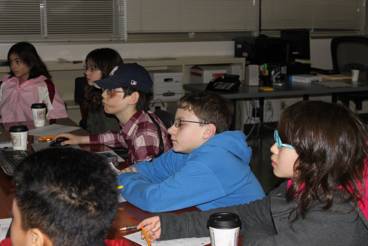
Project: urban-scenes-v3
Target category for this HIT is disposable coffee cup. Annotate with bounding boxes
[207,212,242,246]
[351,69,360,82]
[9,125,28,150]
[31,103,46,127]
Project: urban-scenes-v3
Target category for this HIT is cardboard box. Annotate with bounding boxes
[149,71,183,101]
[190,65,228,84]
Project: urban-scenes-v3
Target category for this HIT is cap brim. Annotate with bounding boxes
[93,78,123,90]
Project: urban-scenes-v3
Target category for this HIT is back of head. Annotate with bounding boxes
[13,148,118,246]
[7,41,51,79]
[278,101,367,214]
[177,92,234,133]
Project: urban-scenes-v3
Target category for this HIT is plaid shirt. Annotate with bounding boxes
[90,110,172,164]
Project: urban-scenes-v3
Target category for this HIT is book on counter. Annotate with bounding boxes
[289,75,322,83]
[316,73,351,80]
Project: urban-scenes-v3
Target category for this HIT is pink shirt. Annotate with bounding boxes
[0,75,68,123]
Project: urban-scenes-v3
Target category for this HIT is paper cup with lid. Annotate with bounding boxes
[207,212,242,246]
[31,103,47,127]
[9,125,28,150]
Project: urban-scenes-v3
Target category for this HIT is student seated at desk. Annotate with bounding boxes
[83,48,123,134]
[0,148,129,246]
[0,42,67,123]
[138,101,368,246]
[54,63,172,164]
[118,91,265,213]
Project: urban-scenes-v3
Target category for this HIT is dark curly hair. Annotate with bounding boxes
[177,92,233,133]
[13,148,118,246]
[278,100,367,220]
[83,48,123,113]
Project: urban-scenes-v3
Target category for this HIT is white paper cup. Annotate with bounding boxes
[351,69,360,82]
[207,212,242,246]
[31,103,46,127]
[9,125,28,150]
[209,227,240,246]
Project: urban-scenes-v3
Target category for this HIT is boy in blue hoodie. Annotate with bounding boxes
[118,91,265,213]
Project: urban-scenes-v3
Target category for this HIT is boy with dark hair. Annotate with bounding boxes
[54,63,172,164]
[118,91,265,213]
[2,148,129,246]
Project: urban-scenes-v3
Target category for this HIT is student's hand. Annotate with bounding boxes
[52,133,89,146]
[137,216,161,242]
[119,166,138,174]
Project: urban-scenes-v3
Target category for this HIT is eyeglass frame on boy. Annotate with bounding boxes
[171,118,209,128]
[102,88,124,96]
[274,130,294,149]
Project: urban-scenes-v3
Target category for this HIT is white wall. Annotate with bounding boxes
[0,38,332,66]
[0,41,235,61]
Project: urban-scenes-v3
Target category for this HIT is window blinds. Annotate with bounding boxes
[0,0,126,42]
[261,0,366,32]
[127,0,259,33]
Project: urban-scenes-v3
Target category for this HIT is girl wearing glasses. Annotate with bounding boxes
[0,42,67,122]
[83,48,123,134]
[138,100,367,245]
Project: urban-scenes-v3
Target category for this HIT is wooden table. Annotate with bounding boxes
[0,118,225,245]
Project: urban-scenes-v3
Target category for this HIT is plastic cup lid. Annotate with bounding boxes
[31,103,46,109]
[207,212,242,229]
[9,125,28,132]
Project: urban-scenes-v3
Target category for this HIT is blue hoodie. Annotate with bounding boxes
[118,131,265,213]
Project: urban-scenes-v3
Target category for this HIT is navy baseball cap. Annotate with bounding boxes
[93,63,153,94]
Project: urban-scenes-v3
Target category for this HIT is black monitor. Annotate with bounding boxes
[280,29,310,63]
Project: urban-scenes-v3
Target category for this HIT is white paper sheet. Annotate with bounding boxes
[28,124,80,136]
[124,231,210,246]
[0,218,12,241]
[0,141,12,148]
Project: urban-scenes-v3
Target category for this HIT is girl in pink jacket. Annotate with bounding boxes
[0,42,67,123]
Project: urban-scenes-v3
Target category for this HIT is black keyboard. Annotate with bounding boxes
[0,150,31,179]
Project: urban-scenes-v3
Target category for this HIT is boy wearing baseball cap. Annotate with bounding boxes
[54,63,172,164]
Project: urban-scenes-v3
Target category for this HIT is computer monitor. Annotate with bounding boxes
[280,29,310,63]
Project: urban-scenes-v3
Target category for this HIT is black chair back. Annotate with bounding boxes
[331,36,368,81]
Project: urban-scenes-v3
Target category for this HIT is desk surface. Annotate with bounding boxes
[183,80,368,99]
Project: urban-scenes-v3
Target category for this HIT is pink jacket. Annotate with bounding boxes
[0,75,68,123]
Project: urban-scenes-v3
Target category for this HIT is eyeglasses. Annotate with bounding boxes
[102,88,124,96]
[84,65,100,72]
[171,119,209,128]
[274,130,294,149]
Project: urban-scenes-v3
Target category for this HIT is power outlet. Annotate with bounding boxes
[265,101,273,112]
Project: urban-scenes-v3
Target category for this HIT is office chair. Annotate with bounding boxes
[331,36,368,111]
[74,77,89,129]
[153,109,175,129]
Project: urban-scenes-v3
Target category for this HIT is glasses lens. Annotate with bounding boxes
[174,119,181,128]
[102,88,110,95]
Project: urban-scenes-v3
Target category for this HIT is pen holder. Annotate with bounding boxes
[263,74,272,87]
